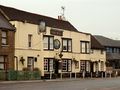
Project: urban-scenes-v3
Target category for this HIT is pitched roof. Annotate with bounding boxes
[91,35,104,49]
[0,9,15,30]
[107,53,120,60]
[94,35,120,48]
[0,5,79,32]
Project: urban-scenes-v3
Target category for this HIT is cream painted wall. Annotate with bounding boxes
[11,20,106,76]
[42,26,91,73]
[91,49,106,72]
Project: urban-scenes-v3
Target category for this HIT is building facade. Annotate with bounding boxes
[91,36,106,76]
[0,5,106,78]
[94,35,120,72]
[0,9,15,73]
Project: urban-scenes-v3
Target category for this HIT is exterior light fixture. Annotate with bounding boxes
[20,56,25,65]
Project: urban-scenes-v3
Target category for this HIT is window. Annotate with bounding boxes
[80,60,90,72]
[62,59,72,72]
[106,47,110,53]
[101,61,104,71]
[27,57,34,71]
[81,41,90,54]
[44,59,48,71]
[0,56,7,70]
[80,61,85,72]
[43,36,54,50]
[62,38,72,52]
[95,62,98,72]
[1,30,8,45]
[28,34,32,47]
[44,58,54,72]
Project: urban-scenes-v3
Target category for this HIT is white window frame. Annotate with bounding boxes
[62,39,72,52]
[43,36,54,50]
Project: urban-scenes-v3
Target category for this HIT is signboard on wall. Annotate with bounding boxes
[50,29,63,36]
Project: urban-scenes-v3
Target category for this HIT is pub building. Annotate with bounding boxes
[0,5,106,78]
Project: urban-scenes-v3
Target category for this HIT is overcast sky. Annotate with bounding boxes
[1,0,120,39]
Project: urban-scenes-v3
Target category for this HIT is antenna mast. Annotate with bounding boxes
[61,6,66,20]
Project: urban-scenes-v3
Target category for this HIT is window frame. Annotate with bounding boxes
[62,59,72,72]
[44,58,54,72]
[80,60,90,72]
[80,41,90,54]
[1,30,8,45]
[28,34,32,48]
[0,56,7,70]
[62,38,72,52]
[27,57,34,71]
[43,35,54,50]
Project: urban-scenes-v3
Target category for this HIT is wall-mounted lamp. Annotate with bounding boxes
[35,57,37,62]
[72,58,78,64]
[59,52,63,58]
[20,57,25,65]
[98,60,101,63]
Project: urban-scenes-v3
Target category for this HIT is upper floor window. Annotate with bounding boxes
[62,38,72,52]
[28,34,32,47]
[43,36,54,50]
[1,30,8,45]
[80,41,90,54]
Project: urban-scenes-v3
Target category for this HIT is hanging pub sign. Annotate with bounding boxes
[50,28,63,36]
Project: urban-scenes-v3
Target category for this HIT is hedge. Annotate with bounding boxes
[0,70,41,81]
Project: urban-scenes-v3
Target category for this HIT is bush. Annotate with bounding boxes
[7,70,17,80]
[0,70,6,80]
[3,69,41,81]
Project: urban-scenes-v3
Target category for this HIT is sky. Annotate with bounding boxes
[1,0,120,39]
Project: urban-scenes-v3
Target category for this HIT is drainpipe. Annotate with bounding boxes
[14,56,18,71]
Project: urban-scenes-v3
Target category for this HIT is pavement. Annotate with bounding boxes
[0,77,117,84]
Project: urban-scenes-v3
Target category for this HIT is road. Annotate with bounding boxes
[0,78,120,90]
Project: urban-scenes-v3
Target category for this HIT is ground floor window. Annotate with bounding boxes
[0,56,7,70]
[44,58,54,72]
[95,62,98,72]
[80,60,90,72]
[62,59,72,72]
[101,61,104,71]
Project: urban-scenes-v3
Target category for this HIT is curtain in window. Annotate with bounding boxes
[81,42,86,53]
[68,40,72,52]
[50,37,54,49]
[63,40,67,51]
[43,37,48,49]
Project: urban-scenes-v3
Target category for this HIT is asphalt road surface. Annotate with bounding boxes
[0,78,120,90]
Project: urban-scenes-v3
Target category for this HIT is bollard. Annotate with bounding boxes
[61,72,62,80]
[91,72,92,78]
[115,71,118,78]
[70,72,72,79]
[105,72,107,78]
[102,72,103,78]
[110,72,111,78]
[75,72,76,79]
[82,71,85,79]
[50,71,52,80]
